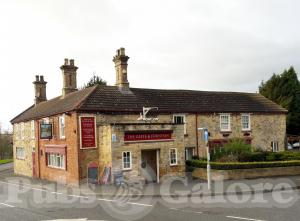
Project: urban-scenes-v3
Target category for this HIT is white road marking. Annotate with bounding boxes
[0,180,154,208]
[169,207,202,214]
[127,202,153,207]
[0,203,15,208]
[51,192,63,195]
[226,215,266,221]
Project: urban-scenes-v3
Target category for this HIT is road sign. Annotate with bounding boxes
[204,129,209,142]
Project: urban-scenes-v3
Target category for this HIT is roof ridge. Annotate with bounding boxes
[10,104,34,123]
[73,85,99,110]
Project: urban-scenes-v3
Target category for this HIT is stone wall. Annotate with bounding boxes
[13,121,35,177]
[192,166,300,180]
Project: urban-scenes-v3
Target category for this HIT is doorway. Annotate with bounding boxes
[141,150,159,183]
[32,149,36,177]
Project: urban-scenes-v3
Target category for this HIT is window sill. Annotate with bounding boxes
[220,130,232,133]
[47,165,66,171]
[242,129,252,132]
[170,164,178,167]
[16,158,25,160]
[122,168,132,171]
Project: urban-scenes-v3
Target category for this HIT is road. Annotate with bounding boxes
[0,174,299,221]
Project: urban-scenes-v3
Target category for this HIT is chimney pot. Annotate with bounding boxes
[35,75,39,82]
[120,48,125,55]
[40,75,44,82]
[64,58,69,65]
[70,59,74,66]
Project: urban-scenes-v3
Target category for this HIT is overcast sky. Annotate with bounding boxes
[1,0,300,130]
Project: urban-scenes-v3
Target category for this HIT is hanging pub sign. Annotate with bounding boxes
[80,116,96,149]
[40,124,52,139]
[124,130,172,142]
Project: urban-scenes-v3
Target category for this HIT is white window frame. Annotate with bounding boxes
[122,151,132,170]
[173,114,187,134]
[47,153,65,169]
[31,120,35,139]
[220,114,231,132]
[241,114,251,131]
[16,147,25,160]
[59,115,65,139]
[170,148,178,166]
[272,141,279,152]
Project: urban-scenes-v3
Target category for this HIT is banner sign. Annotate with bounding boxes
[124,131,172,142]
[80,116,96,148]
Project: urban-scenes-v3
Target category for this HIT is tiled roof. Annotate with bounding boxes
[11,85,287,123]
[11,86,96,123]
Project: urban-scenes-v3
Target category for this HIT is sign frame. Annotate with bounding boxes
[79,115,97,149]
[40,123,53,140]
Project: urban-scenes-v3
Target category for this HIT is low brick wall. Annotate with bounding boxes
[192,166,300,180]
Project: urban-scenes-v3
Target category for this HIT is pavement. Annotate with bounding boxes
[0,162,300,197]
[0,163,300,221]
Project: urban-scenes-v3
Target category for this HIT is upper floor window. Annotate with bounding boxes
[241,114,251,131]
[59,115,65,139]
[220,114,231,131]
[16,147,25,160]
[170,148,178,166]
[31,120,35,139]
[122,151,132,170]
[173,114,187,134]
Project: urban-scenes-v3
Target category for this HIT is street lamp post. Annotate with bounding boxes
[198,127,211,191]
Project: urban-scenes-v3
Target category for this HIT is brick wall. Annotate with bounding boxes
[37,112,80,185]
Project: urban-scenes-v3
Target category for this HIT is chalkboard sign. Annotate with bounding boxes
[87,167,98,184]
[101,167,111,184]
[114,170,124,186]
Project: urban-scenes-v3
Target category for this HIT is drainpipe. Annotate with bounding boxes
[195,114,199,156]
[37,120,41,178]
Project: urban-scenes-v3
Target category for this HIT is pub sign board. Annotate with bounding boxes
[124,131,172,142]
[79,116,97,149]
[40,124,52,139]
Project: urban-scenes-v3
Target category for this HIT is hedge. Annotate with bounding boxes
[186,160,300,170]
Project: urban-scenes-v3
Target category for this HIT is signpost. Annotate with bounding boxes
[198,127,211,191]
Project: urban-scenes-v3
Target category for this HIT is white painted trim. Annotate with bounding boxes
[241,113,251,131]
[79,115,97,149]
[219,113,231,132]
[173,114,187,134]
[169,148,178,166]
[122,151,132,170]
[58,114,66,139]
[156,149,160,183]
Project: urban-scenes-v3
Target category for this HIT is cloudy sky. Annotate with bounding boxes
[0,0,300,130]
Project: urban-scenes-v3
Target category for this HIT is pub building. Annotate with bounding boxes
[11,48,287,185]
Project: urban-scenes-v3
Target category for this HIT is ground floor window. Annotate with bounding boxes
[122,151,132,170]
[185,147,195,160]
[271,141,279,152]
[16,147,25,159]
[170,148,178,165]
[47,153,65,169]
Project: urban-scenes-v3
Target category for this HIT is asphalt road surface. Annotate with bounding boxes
[0,177,299,221]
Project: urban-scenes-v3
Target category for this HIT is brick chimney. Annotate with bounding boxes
[33,75,47,105]
[60,58,78,96]
[113,48,130,89]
